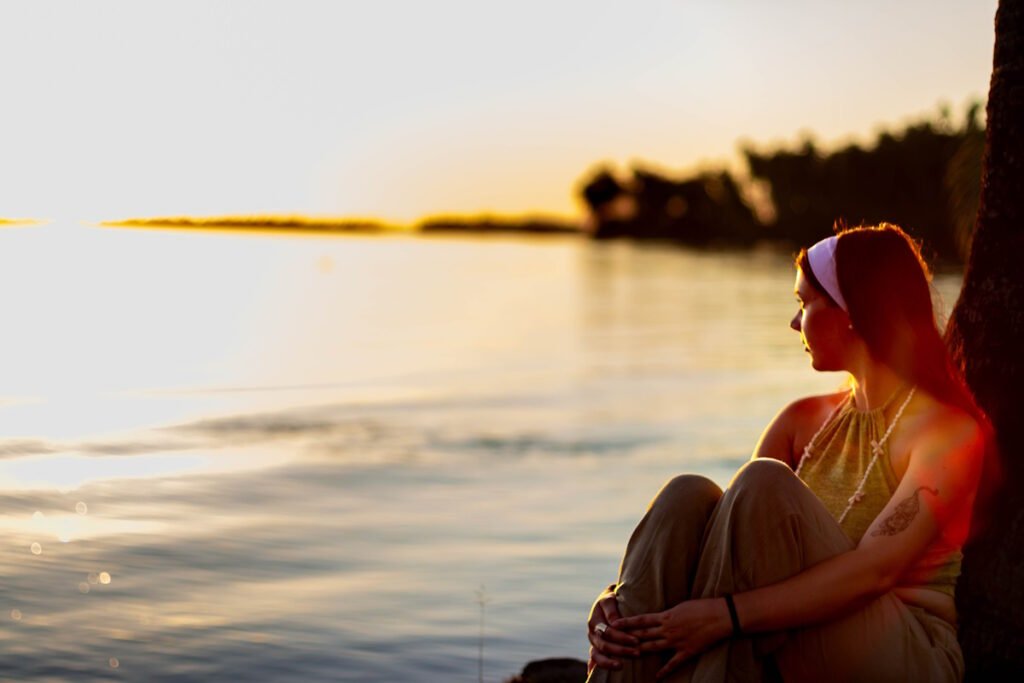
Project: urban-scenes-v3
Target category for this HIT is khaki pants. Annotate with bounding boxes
[587,459,963,683]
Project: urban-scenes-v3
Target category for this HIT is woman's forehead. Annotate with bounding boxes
[794,269,817,298]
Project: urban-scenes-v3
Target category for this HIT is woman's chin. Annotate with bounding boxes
[807,354,841,372]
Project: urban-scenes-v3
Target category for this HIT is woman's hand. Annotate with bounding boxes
[587,584,640,674]
[613,597,731,679]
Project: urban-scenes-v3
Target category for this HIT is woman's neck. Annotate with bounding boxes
[847,357,906,412]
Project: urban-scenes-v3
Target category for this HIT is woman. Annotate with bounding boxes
[586,224,989,682]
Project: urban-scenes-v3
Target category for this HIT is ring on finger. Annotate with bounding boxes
[594,622,608,636]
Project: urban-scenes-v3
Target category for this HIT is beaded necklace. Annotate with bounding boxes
[795,385,917,524]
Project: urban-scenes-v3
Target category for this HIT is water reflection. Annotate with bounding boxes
[0,226,961,681]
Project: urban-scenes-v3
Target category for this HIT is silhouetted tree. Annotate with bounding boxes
[580,168,626,211]
[744,110,983,262]
[578,165,761,245]
[945,102,986,261]
[579,111,984,261]
[579,167,636,239]
[946,0,1024,678]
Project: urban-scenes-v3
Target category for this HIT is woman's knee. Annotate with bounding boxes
[723,459,810,515]
[728,457,797,493]
[647,474,722,519]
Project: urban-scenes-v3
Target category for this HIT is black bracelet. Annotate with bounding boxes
[723,593,743,637]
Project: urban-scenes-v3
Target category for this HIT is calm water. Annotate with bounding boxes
[0,225,961,681]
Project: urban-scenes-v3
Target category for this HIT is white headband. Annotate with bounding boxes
[806,236,848,311]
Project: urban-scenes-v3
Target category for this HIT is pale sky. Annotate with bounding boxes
[0,0,998,222]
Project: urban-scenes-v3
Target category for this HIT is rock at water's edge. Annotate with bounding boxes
[504,657,587,683]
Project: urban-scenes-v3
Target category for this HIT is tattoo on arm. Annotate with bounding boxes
[870,486,939,537]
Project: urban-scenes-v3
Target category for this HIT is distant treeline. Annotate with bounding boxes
[105,103,984,264]
[417,216,578,235]
[103,214,579,236]
[580,102,985,263]
[102,215,401,233]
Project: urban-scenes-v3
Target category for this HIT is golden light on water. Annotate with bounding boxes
[0,215,973,680]
[0,453,208,492]
[0,447,289,495]
[0,224,308,412]
[7,507,160,543]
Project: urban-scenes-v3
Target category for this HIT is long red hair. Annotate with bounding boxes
[797,223,986,425]
[799,223,998,550]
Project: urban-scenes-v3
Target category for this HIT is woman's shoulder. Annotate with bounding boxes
[902,390,985,454]
[784,390,849,422]
[753,390,849,464]
[894,391,987,527]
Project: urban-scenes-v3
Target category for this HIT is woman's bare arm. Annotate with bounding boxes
[750,403,796,466]
[751,393,845,467]
[734,411,983,632]
[613,409,984,677]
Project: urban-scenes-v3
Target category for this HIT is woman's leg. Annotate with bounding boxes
[677,458,856,682]
[587,474,723,683]
[685,458,962,683]
[774,601,962,683]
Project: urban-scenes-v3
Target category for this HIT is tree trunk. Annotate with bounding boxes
[945,0,1024,678]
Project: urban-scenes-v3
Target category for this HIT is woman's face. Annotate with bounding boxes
[791,268,852,371]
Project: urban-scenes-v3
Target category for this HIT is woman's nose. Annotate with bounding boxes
[790,311,801,332]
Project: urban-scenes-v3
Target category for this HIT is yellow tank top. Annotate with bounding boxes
[797,388,962,597]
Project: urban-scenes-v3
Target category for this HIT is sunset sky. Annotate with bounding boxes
[1,0,998,222]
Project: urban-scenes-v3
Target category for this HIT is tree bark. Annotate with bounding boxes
[945,0,1024,678]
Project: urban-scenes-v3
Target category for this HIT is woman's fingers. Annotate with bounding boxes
[627,626,663,641]
[589,593,614,630]
[592,594,638,647]
[638,638,670,652]
[613,613,661,630]
[588,628,639,657]
[600,594,622,623]
[588,645,622,671]
[655,650,689,680]
[599,624,639,647]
